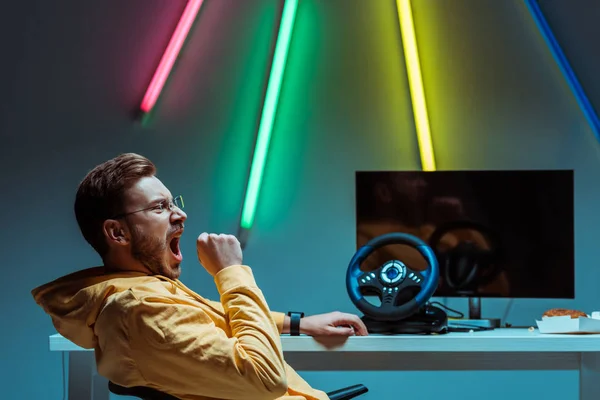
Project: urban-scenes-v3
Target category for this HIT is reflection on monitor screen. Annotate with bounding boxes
[355,170,574,299]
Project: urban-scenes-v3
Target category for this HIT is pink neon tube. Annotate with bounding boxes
[140,0,204,113]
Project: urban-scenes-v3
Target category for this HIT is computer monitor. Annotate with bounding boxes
[355,170,574,320]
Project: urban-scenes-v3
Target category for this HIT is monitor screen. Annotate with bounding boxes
[355,170,574,299]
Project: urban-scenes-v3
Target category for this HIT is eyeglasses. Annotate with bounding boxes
[111,195,184,219]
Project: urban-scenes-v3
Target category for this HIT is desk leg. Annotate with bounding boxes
[68,351,109,400]
[580,352,600,400]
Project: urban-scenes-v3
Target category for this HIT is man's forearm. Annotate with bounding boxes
[281,314,290,334]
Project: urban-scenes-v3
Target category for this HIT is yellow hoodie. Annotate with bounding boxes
[32,265,329,400]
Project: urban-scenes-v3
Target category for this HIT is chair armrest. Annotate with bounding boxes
[326,384,368,400]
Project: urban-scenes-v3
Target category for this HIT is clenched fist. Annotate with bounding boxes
[196,233,243,276]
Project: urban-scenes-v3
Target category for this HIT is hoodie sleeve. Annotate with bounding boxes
[203,298,287,334]
[126,265,288,400]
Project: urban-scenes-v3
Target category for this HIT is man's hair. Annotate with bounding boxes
[74,153,156,257]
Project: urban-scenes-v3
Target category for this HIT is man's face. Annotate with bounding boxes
[120,176,187,279]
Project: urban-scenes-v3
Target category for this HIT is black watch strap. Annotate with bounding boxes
[287,311,304,336]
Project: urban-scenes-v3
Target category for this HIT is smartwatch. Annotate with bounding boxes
[287,311,304,336]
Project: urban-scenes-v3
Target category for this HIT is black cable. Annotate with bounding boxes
[427,301,494,332]
[428,301,464,318]
[447,324,494,332]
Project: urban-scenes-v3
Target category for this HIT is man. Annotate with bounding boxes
[32,153,368,400]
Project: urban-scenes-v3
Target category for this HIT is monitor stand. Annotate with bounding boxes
[448,297,501,329]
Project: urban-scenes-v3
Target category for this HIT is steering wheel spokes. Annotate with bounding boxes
[380,286,400,312]
[405,269,424,285]
[358,260,407,287]
[358,271,379,287]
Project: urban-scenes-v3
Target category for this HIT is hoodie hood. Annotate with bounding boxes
[32,267,155,349]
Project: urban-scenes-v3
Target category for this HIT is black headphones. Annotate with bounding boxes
[429,220,503,293]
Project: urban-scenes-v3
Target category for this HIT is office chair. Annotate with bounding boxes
[108,381,368,400]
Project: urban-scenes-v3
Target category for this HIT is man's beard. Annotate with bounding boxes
[130,225,181,279]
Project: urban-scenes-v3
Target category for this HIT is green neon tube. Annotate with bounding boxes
[240,0,299,231]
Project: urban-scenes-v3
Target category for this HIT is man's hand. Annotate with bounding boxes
[298,311,369,336]
[196,233,243,276]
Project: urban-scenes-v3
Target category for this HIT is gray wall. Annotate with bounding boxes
[1,0,599,399]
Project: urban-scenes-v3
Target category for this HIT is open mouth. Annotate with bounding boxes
[169,237,182,261]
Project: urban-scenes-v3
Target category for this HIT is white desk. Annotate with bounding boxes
[49,328,600,400]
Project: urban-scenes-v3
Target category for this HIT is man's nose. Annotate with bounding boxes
[172,207,187,222]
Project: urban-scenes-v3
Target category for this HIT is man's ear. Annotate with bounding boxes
[103,219,130,246]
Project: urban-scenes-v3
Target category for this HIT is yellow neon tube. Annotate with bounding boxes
[396,0,436,171]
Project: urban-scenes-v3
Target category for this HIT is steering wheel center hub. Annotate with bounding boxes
[380,261,406,285]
